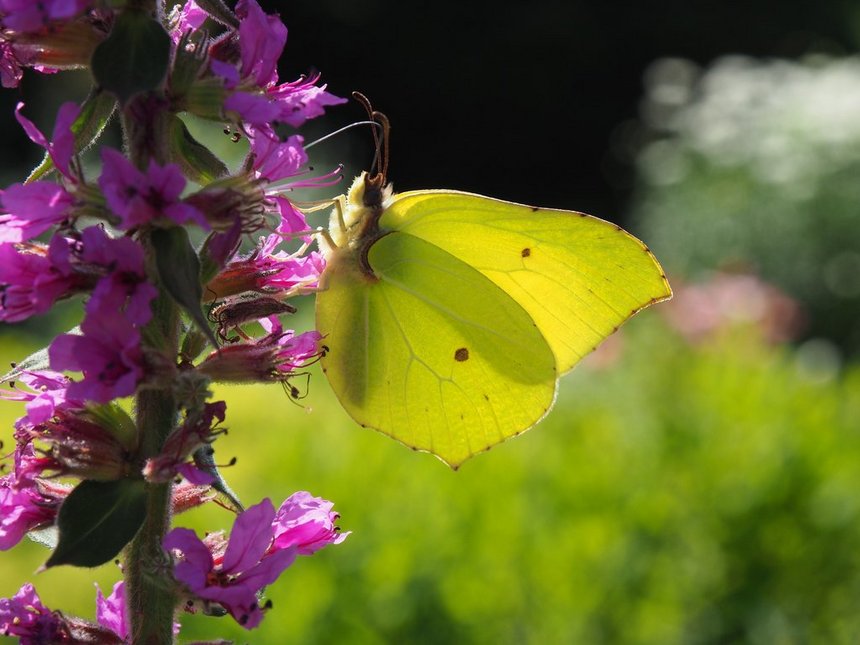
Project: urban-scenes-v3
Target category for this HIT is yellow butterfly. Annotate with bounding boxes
[315,107,671,468]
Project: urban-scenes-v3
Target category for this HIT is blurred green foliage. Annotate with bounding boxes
[2,311,859,644]
[632,56,860,354]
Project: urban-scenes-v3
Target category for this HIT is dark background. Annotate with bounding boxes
[272,0,858,219]
[2,1,855,222]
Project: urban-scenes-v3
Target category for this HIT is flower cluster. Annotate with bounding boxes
[0,0,347,639]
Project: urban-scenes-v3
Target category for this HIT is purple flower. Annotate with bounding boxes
[168,0,208,44]
[0,457,68,550]
[95,581,128,641]
[0,181,75,243]
[235,0,286,87]
[164,499,297,629]
[0,227,156,325]
[143,401,227,485]
[0,369,75,431]
[206,233,324,300]
[272,491,349,555]
[0,584,65,643]
[0,583,126,644]
[198,316,324,383]
[79,225,158,325]
[0,0,92,33]
[211,0,345,129]
[15,101,78,179]
[98,148,207,230]
[0,238,83,322]
[49,309,145,404]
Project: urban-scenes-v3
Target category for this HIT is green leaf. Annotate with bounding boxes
[194,0,240,28]
[167,114,229,185]
[151,227,218,348]
[26,89,117,183]
[45,479,147,568]
[91,9,170,105]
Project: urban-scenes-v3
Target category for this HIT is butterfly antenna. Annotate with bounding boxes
[353,92,391,186]
[304,120,383,150]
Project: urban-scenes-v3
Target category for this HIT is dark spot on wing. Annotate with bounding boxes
[454,347,469,362]
[530,206,539,212]
[483,394,490,401]
[521,247,531,258]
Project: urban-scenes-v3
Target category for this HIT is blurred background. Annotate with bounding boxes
[2,0,860,643]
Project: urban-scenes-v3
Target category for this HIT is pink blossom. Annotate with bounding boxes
[49,310,145,404]
[0,181,75,243]
[272,491,349,555]
[15,101,79,179]
[164,499,296,629]
[212,0,345,129]
[235,0,287,87]
[0,238,83,322]
[165,495,345,629]
[143,401,227,484]
[79,225,157,325]
[0,0,92,34]
[99,148,207,230]
[267,75,347,128]
[0,584,65,643]
[249,129,307,183]
[95,581,128,641]
[0,463,66,550]
[198,315,324,383]
[0,369,75,431]
[168,0,208,44]
[206,233,324,299]
[0,583,125,644]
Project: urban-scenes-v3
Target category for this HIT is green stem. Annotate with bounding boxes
[127,279,180,643]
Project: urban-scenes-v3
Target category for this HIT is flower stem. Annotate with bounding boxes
[127,276,180,643]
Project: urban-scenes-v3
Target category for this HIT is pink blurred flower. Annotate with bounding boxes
[661,272,804,345]
[0,40,22,87]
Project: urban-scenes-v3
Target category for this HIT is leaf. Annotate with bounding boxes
[91,9,171,105]
[45,479,147,568]
[26,90,117,183]
[0,326,81,384]
[167,114,229,185]
[151,227,218,348]
[194,0,240,28]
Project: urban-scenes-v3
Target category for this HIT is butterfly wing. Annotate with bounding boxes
[317,231,557,468]
[380,191,672,373]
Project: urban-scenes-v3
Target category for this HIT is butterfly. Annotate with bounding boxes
[314,106,671,468]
